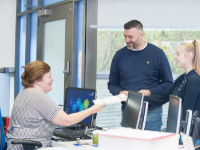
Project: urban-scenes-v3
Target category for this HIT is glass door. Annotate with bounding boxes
[37,2,73,106]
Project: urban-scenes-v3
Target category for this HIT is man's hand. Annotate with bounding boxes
[138,89,151,96]
[119,91,128,102]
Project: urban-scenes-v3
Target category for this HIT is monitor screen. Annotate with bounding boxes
[122,90,144,129]
[166,95,182,134]
[64,87,96,126]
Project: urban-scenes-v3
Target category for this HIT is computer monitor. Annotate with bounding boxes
[63,87,96,127]
[189,111,200,146]
[181,109,192,136]
[138,101,148,130]
[122,90,144,129]
[166,95,182,134]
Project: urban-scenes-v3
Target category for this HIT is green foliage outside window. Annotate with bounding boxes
[97,29,200,76]
[96,29,200,128]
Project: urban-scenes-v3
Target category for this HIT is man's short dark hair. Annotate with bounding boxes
[124,20,143,31]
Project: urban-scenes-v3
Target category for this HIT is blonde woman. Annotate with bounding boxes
[144,40,200,120]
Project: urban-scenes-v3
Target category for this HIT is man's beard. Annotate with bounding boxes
[127,41,141,49]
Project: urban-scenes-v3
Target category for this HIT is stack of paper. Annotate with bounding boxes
[93,128,179,150]
[93,94,127,106]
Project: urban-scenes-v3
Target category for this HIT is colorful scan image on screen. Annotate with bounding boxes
[64,87,95,125]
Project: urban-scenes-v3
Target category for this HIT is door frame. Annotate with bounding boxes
[37,1,74,92]
[14,0,98,98]
[82,0,98,89]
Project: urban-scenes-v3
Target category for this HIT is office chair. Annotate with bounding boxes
[0,108,42,150]
[0,108,6,150]
[11,140,42,150]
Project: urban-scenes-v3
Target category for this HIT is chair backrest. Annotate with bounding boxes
[0,108,5,150]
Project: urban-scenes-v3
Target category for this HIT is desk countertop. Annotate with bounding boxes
[51,140,196,150]
[51,139,102,149]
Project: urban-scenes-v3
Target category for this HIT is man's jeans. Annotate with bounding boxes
[121,106,163,131]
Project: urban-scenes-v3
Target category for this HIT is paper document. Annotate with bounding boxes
[180,132,194,150]
[93,94,127,106]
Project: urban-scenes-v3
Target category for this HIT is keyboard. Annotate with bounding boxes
[53,128,87,139]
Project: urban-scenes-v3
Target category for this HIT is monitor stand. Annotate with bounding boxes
[77,125,92,139]
[91,113,97,127]
[181,109,192,136]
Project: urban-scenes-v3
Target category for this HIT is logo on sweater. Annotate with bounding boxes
[147,61,149,64]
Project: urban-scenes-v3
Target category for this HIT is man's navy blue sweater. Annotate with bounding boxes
[108,43,173,110]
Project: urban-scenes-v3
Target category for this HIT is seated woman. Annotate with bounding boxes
[143,40,200,121]
[6,60,105,150]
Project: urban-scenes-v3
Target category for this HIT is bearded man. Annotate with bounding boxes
[108,20,173,131]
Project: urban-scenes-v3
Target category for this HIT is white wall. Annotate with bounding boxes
[98,0,200,28]
[0,0,16,116]
[0,0,16,68]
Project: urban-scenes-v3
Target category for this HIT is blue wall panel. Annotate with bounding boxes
[30,12,37,62]
[20,0,26,12]
[43,0,64,6]
[18,15,26,92]
[76,0,83,87]
[31,0,38,9]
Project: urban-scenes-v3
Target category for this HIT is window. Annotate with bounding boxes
[96,28,200,129]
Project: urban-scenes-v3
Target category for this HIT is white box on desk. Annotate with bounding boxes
[94,128,179,150]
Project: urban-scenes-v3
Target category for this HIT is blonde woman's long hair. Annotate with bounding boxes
[179,40,200,76]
